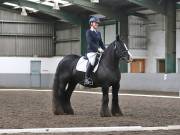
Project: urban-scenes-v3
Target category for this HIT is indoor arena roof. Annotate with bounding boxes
[0,0,180,24]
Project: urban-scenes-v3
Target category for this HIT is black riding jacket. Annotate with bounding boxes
[86,29,105,53]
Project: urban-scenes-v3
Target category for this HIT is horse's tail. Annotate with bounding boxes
[53,61,61,93]
[52,55,79,115]
[52,56,70,93]
[52,59,65,114]
[52,55,80,115]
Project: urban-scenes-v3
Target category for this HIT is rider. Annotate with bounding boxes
[84,16,105,86]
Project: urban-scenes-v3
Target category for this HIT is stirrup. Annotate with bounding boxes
[84,78,93,86]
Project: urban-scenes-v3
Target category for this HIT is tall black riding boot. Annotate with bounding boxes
[84,62,93,86]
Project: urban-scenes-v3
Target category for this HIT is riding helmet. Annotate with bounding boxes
[89,16,100,24]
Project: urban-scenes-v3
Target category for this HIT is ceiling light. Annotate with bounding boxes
[58,0,70,5]
[91,0,99,3]
[42,1,54,6]
[24,6,38,12]
[39,0,72,7]
[3,2,20,8]
[27,0,40,2]
[21,7,28,16]
[53,0,60,10]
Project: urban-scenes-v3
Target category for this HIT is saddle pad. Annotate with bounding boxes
[76,56,100,73]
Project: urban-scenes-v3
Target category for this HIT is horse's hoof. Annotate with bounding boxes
[100,112,112,117]
[100,109,112,117]
[68,110,74,115]
[63,105,74,115]
[53,110,65,115]
[53,106,64,115]
[112,112,123,117]
[64,109,74,115]
[111,106,123,116]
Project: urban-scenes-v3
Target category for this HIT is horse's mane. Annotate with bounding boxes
[104,41,116,54]
[100,41,116,62]
[107,41,115,49]
[105,38,124,52]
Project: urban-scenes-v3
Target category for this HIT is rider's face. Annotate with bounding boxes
[91,22,99,29]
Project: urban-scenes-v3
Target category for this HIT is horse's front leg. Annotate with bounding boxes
[111,83,123,116]
[100,86,111,117]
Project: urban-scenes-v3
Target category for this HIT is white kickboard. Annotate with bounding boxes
[76,57,99,73]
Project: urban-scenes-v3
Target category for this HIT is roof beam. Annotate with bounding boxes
[65,0,147,20]
[127,0,166,15]
[0,5,21,14]
[64,0,125,20]
[1,0,82,24]
[99,20,118,26]
[129,12,147,19]
[127,6,147,13]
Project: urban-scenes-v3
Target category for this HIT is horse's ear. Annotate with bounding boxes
[116,34,120,41]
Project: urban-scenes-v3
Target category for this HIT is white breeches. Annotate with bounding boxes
[87,52,97,66]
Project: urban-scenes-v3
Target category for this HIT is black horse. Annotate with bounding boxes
[52,35,133,117]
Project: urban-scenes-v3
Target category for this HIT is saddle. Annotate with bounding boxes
[76,52,102,73]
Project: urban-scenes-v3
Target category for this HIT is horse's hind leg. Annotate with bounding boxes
[63,82,77,115]
[53,81,66,115]
[111,83,123,116]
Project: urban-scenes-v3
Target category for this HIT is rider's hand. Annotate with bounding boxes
[98,48,104,53]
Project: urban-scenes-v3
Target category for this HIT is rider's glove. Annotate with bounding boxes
[98,48,104,53]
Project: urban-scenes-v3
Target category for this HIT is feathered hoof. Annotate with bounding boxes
[64,108,74,115]
[111,106,123,117]
[53,106,65,115]
[112,112,123,117]
[100,108,112,117]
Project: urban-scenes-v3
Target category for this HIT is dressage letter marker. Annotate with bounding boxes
[164,74,167,80]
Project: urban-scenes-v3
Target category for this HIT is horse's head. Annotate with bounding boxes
[113,35,133,63]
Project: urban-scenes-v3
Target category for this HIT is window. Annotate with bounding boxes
[157,59,165,73]
[130,59,145,73]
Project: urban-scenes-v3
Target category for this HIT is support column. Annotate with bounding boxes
[103,25,105,43]
[116,20,119,35]
[80,19,89,55]
[119,14,128,73]
[165,0,176,73]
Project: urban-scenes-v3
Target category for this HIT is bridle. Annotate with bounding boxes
[114,40,132,61]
